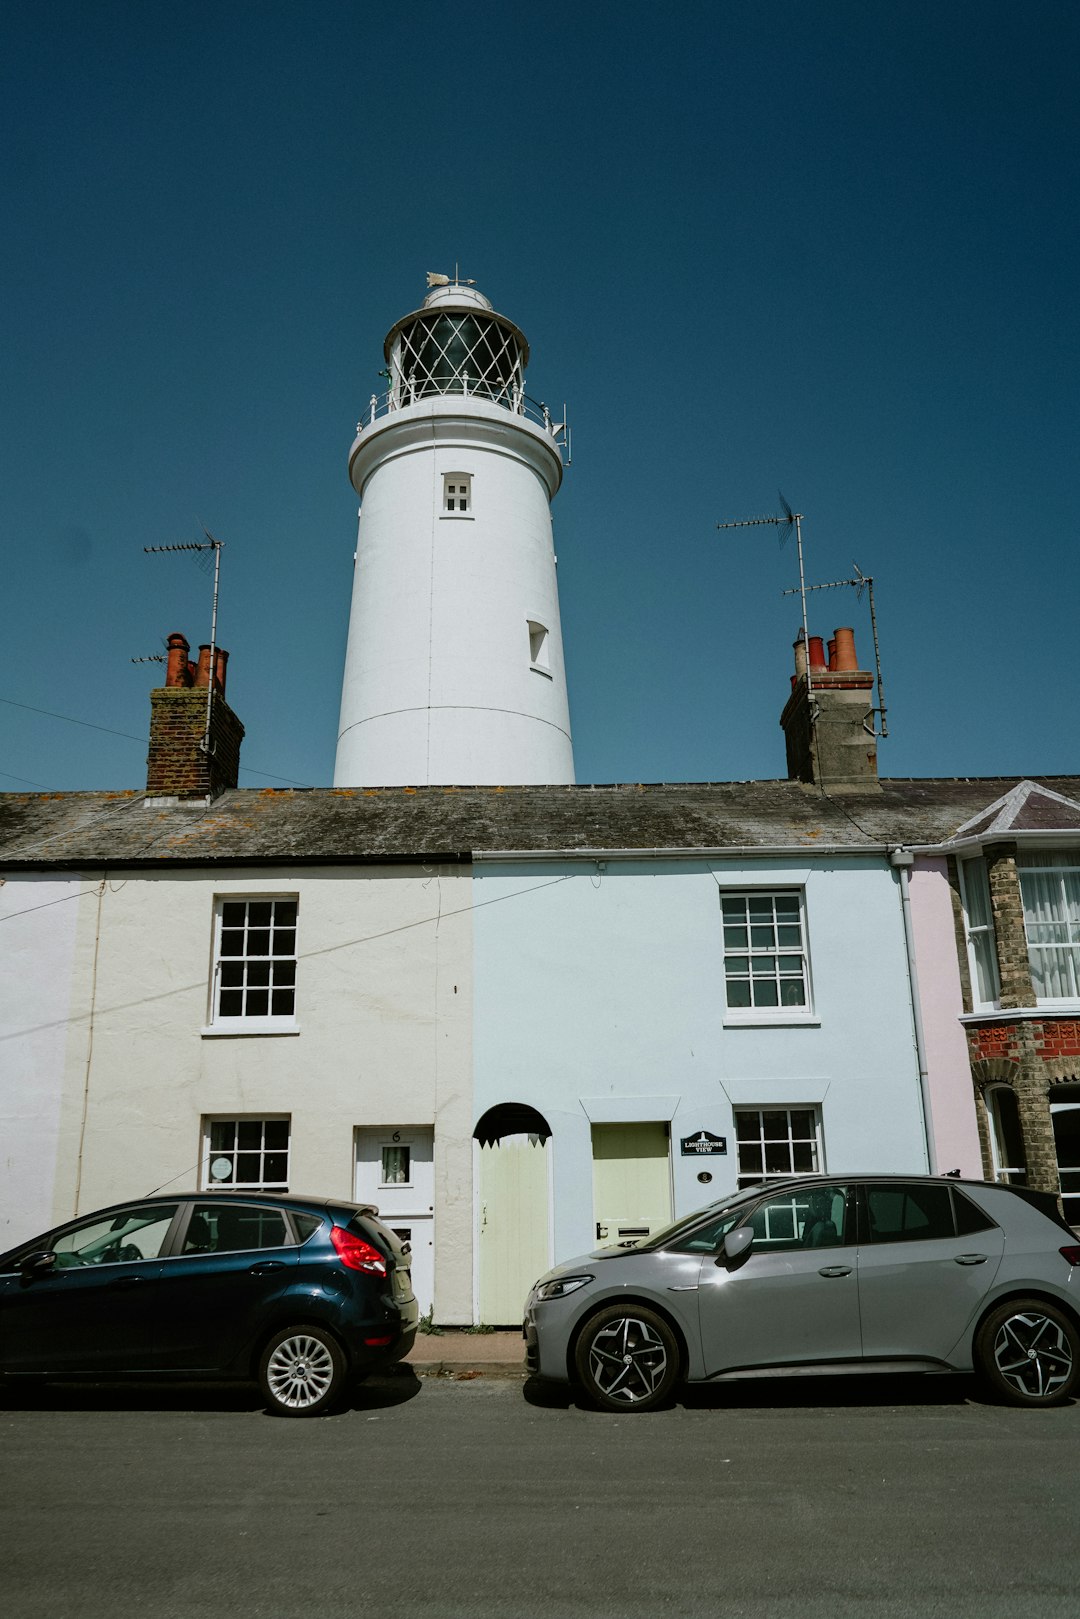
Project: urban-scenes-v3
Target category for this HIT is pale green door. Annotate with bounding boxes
[592,1122,672,1244]
[477,1136,550,1326]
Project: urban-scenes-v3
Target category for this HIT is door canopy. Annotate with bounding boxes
[474,1103,552,1147]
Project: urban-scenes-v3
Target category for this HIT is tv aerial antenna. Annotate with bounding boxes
[782,563,889,737]
[717,492,816,709]
[137,527,225,757]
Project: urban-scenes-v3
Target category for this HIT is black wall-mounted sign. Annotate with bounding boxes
[680,1130,727,1156]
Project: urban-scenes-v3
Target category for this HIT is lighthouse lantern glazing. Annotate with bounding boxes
[334,279,575,786]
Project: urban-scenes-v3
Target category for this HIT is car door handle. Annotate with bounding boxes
[108,1275,149,1289]
[954,1254,989,1265]
[818,1266,853,1278]
[249,1261,287,1274]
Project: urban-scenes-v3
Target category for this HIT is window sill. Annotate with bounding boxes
[723,1012,820,1028]
[201,1020,301,1038]
[959,1005,1080,1024]
[530,664,553,679]
[439,514,474,521]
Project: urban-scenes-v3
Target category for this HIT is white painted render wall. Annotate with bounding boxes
[472,856,929,1267]
[3,865,475,1321]
[0,875,84,1247]
[335,400,574,786]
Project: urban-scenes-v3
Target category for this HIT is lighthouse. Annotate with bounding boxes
[334,277,575,786]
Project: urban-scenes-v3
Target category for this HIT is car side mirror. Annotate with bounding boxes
[20,1251,57,1276]
[718,1227,755,1265]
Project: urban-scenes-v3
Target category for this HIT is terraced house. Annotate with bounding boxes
[3,275,1076,1324]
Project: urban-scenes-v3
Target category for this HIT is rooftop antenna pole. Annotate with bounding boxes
[143,530,225,757]
[781,562,889,737]
[717,493,814,713]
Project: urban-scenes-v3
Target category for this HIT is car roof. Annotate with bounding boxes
[63,1191,379,1217]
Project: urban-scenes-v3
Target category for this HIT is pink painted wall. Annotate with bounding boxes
[909,857,983,1176]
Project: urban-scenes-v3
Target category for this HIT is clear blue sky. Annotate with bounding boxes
[3,0,1077,793]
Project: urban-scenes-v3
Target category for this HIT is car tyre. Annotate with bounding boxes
[974,1298,1080,1406]
[259,1324,347,1418]
[574,1304,679,1413]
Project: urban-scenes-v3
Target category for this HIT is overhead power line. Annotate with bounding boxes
[0,696,312,788]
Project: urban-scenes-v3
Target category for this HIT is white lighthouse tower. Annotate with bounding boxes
[334,277,575,786]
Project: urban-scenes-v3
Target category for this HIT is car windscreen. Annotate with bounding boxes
[633,1185,766,1252]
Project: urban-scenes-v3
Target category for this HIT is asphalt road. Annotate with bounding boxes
[2,1370,1078,1619]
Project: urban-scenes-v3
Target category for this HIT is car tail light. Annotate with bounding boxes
[364,1333,394,1347]
[330,1226,387,1276]
[1059,1246,1080,1266]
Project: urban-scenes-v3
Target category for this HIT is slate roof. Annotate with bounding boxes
[951,780,1080,840]
[2,776,1080,869]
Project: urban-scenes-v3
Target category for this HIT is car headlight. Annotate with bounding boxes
[535,1275,592,1301]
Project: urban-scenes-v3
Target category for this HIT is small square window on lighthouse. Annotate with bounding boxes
[443,473,472,514]
[528,620,551,673]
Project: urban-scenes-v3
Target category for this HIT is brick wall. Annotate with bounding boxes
[966,1015,1078,1193]
[146,687,245,798]
[985,842,1037,1009]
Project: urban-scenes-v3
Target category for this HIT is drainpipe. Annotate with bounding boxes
[891,847,937,1175]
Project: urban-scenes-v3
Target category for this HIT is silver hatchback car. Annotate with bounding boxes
[524,1176,1080,1411]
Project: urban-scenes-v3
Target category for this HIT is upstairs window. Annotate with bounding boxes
[721,892,809,1014]
[210,897,298,1030]
[443,473,472,514]
[1018,853,1080,1002]
[959,856,1000,1008]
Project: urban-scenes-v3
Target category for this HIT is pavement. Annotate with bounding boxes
[404,1327,525,1378]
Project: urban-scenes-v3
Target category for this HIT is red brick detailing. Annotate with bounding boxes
[1034,1020,1080,1060]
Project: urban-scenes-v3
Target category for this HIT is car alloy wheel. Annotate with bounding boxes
[975,1300,1079,1406]
[575,1304,679,1413]
[259,1325,346,1417]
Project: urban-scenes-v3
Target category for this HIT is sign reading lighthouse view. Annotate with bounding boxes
[680,1130,727,1156]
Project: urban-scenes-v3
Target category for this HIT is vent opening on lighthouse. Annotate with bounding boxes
[528,620,550,670]
[443,473,471,514]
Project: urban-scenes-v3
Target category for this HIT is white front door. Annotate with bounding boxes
[355,1128,435,1315]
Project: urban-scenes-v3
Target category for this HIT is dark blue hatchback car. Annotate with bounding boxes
[0,1192,418,1416]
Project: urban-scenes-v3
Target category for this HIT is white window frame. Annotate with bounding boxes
[984,1086,1027,1187]
[720,890,814,1023]
[203,894,300,1036]
[733,1106,823,1189]
[442,472,473,517]
[1017,854,1080,1006]
[957,856,1000,1010]
[380,1142,413,1188]
[201,1116,291,1191]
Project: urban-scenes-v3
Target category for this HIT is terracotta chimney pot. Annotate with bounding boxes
[827,638,837,672]
[165,633,191,688]
[808,636,827,671]
[833,627,859,672]
[793,635,808,679]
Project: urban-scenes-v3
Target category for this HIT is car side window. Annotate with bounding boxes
[182,1203,291,1254]
[952,1189,997,1236]
[865,1184,955,1243]
[670,1209,747,1253]
[50,1205,179,1268]
[747,1186,850,1253]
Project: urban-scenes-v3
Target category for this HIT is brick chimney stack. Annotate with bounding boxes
[146,632,245,799]
[779,626,880,793]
